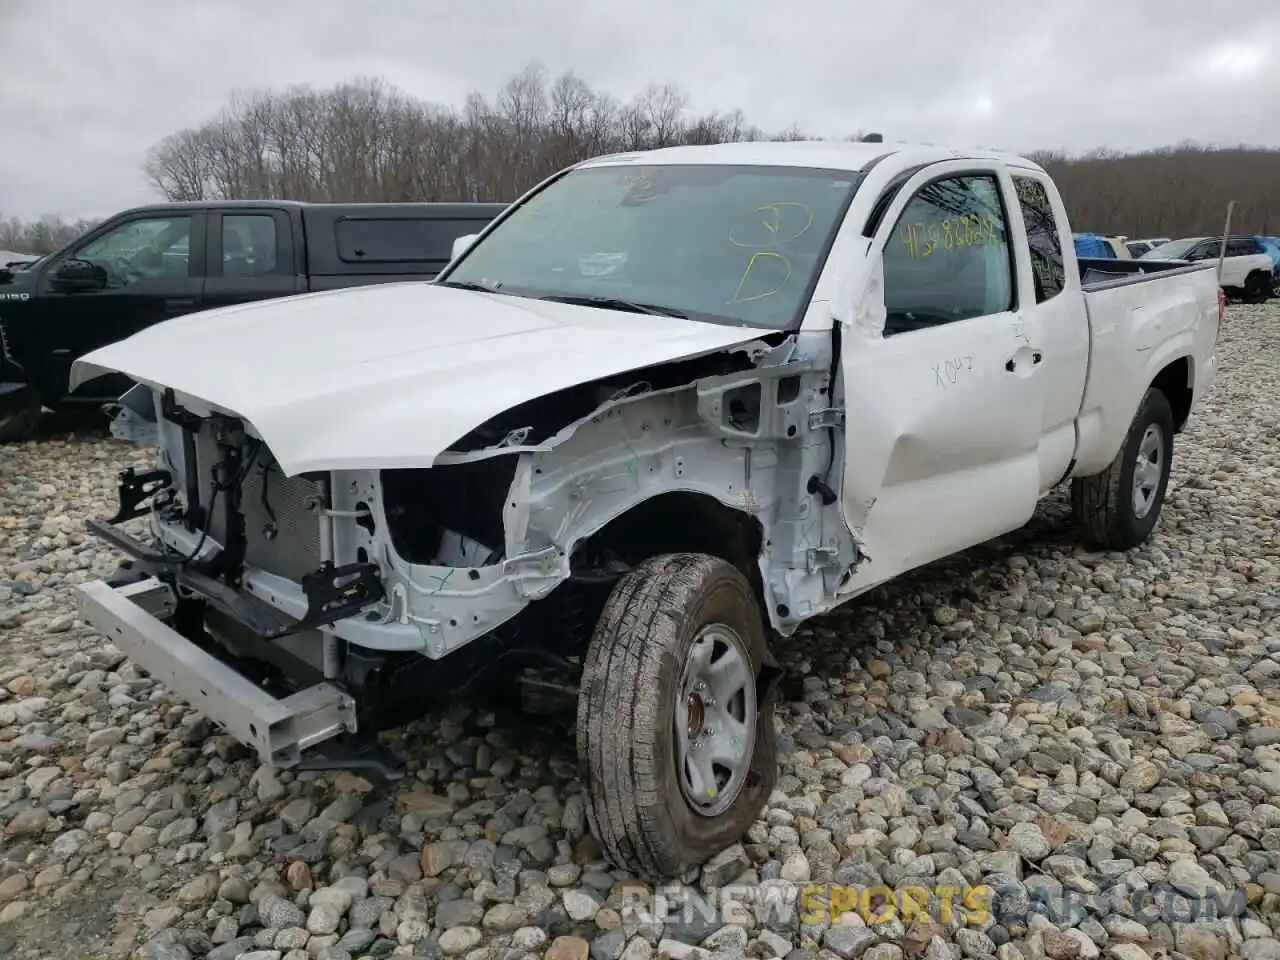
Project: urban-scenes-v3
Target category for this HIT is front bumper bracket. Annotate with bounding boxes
[75,577,357,767]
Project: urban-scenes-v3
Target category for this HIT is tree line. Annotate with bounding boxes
[3,64,1277,255]
[0,215,99,258]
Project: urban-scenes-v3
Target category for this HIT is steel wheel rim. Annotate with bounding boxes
[1131,422,1165,520]
[675,624,757,817]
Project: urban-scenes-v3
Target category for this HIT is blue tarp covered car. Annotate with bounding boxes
[1073,233,1115,258]
[1254,235,1280,273]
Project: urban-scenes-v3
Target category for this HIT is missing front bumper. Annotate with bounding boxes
[85,517,385,641]
[75,577,357,767]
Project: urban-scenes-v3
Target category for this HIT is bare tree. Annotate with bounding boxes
[141,67,831,207]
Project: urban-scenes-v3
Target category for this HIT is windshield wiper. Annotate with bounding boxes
[537,294,689,319]
[436,279,500,293]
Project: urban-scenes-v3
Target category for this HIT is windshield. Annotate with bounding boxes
[442,163,862,330]
[1139,237,1203,260]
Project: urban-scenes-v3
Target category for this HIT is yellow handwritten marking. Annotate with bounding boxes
[727,251,792,304]
[723,201,812,304]
[900,213,1001,259]
[729,202,814,248]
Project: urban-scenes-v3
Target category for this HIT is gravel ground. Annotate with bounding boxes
[0,304,1277,960]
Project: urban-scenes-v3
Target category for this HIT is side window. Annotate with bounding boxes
[71,216,192,288]
[1225,239,1257,257]
[882,174,1014,335]
[1012,176,1065,303]
[222,214,280,276]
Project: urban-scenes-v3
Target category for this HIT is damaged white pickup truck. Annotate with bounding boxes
[72,141,1221,881]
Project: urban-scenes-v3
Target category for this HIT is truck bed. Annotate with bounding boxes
[301,203,508,289]
[1072,255,1219,477]
[1077,255,1207,290]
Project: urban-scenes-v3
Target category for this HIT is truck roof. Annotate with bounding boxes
[577,140,1048,175]
[109,199,510,217]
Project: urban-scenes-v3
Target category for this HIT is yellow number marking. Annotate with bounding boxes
[899,213,1002,259]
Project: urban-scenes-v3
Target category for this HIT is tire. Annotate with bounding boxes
[576,553,779,880]
[0,387,42,444]
[1071,387,1175,551]
[1245,272,1272,303]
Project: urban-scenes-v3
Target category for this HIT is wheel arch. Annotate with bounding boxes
[567,490,768,619]
[1150,354,1194,433]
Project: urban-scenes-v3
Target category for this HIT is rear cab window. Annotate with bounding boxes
[1011,176,1066,303]
[336,218,490,263]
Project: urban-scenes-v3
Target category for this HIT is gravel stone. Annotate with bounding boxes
[438,926,483,955]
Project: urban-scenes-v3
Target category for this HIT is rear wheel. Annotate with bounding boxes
[576,553,778,880]
[1071,387,1174,550]
[1245,271,1272,303]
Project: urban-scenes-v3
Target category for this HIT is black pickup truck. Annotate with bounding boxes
[0,199,506,441]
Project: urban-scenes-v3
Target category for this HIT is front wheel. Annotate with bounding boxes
[1071,386,1175,550]
[575,553,779,880]
[0,385,43,444]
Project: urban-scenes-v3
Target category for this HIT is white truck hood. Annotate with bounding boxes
[72,282,773,475]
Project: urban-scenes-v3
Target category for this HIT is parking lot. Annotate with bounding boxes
[0,303,1277,960]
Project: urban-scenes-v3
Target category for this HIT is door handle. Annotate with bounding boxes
[164,298,196,310]
[1006,348,1044,374]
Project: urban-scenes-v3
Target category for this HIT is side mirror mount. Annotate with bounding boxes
[451,234,479,262]
[50,258,108,293]
[851,249,888,338]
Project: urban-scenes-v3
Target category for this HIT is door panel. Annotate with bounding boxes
[202,209,304,310]
[1009,174,1089,492]
[33,212,206,401]
[837,167,1046,593]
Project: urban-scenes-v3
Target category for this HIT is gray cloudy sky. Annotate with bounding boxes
[1,0,1276,222]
